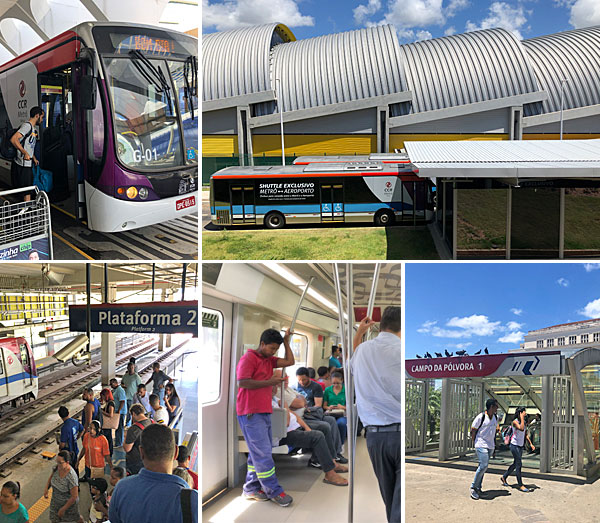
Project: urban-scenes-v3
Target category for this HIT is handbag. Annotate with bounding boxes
[32,164,53,192]
[303,406,325,421]
[328,409,345,419]
[102,405,119,430]
[87,436,106,478]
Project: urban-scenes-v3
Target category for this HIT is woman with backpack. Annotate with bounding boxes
[501,407,536,492]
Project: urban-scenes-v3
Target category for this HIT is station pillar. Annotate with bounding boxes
[101,285,117,385]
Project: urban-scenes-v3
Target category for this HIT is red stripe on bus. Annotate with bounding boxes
[294,160,409,165]
[212,172,419,180]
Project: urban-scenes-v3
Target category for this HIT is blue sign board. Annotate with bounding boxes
[69,301,198,336]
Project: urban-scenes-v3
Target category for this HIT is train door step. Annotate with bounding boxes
[42,451,57,460]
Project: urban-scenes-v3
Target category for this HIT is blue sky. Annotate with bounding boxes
[202,0,599,42]
[405,263,600,359]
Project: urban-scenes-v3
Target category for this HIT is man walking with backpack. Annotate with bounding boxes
[123,403,154,475]
[470,399,499,500]
[10,106,43,202]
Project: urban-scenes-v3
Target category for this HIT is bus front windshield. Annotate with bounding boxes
[104,56,197,171]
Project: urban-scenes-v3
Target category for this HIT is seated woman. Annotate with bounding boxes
[323,371,347,446]
[271,386,348,487]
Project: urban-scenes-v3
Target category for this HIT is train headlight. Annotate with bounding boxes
[126,186,138,199]
[138,187,149,199]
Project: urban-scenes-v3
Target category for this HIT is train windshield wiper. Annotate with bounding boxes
[183,55,198,121]
[128,50,173,112]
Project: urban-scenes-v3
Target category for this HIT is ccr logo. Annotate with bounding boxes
[18,80,26,97]
[385,181,392,188]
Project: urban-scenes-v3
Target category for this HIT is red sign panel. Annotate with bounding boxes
[176,196,196,211]
[406,354,507,379]
[354,307,381,322]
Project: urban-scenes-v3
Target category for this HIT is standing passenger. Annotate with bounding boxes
[123,404,153,475]
[110,379,127,448]
[329,346,342,370]
[149,394,169,425]
[82,389,101,434]
[352,307,402,523]
[133,384,152,415]
[44,450,81,523]
[164,383,181,425]
[237,328,294,506]
[99,388,116,458]
[120,362,142,427]
[145,363,173,406]
[10,106,43,202]
[501,407,535,492]
[58,406,83,469]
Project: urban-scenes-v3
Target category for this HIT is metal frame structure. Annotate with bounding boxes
[406,348,600,478]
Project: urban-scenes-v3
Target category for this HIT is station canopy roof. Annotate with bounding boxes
[404,139,600,179]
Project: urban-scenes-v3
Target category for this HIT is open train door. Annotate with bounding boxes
[18,340,33,387]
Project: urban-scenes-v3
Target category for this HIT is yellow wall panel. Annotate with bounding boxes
[202,135,238,156]
[252,134,377,156]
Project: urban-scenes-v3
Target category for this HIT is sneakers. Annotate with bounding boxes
[335,454,348,464]
[243,490,268,501]
[518,486,531,493]
[470,488,479,500]
[270,492,293,507]
[308,458,322,469]
[500,477,509,487]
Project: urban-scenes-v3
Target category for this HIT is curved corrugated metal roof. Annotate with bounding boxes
[398,28,541,114]
[270,25,406,112]
[202,23,295,102]
[523,26,600,114]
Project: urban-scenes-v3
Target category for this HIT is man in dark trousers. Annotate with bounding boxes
[10,106,43,202]
[236,328,294,507]
[352,306,402,523]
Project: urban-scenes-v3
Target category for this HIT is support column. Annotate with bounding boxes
[442,181,447,240]
[540,376,552,473]
[421,379,430,452]
[101,285,117,386]
[559,188,565,259]
[228,303,244,487]
[376,106,389,153]
[439,378,451,461]
[236,106,253,166]
[452,184,458,260]
[506,186,512,260]
[509,106,523,140]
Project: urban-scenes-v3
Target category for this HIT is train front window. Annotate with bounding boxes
[104,56,183,171]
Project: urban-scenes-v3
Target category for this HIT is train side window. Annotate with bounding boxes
[280,332,309,387]
[202,308,223,405]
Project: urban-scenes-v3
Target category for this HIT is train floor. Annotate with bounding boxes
[2,346,198,522]
[203,434,388,523]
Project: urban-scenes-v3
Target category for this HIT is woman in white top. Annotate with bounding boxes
[501,407,535,492]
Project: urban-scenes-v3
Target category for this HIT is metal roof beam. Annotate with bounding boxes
[389,91,547,128]
[78,0,108,21]
[203,90,276,112]
[523,104,600,127]
[248,92,412,128]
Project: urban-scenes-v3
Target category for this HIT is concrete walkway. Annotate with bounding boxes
[406,462,597,523]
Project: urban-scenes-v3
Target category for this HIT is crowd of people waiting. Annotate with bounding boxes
[0,359,197,523]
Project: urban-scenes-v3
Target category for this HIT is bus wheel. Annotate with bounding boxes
[265,212,285,229]
[375,210,395,226]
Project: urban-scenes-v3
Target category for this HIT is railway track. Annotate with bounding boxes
[0,338,192,476]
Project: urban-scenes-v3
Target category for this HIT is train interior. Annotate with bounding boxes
[202,262,401,522]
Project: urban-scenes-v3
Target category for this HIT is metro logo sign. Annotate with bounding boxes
[407,355,506,378]
[18,80,25,97]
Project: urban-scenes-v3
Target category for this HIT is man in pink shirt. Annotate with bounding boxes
[237,328,294,507]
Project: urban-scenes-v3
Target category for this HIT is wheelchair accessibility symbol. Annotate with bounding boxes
[334,204,342,212]
[322,204,331,212]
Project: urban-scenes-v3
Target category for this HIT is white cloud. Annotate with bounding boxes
[202,0,314,31]
[506,321,523,331]
[569,0,600,28]
[584,263,600,272]
[498,331,525,343]
[465,1,528,40]
[417,320,438,333]
[416,29,433,40]
[579,298,600,318]
[446,314,501,336]
[446,0,470,17]
[557,278,569,287]
[444,25,456,36]
[353,0,382,25]
[449,342,472,349]
[511,308,523,316]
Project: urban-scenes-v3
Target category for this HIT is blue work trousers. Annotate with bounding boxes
[237,413,283,499]
[471,448,493,490]
[126,399,133,426]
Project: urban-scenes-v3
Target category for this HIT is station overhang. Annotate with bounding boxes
[405,139,600,180]
[405,350,564,379]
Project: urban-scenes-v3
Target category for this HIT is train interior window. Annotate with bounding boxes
[202,308,223,405]
[280,331,308,387]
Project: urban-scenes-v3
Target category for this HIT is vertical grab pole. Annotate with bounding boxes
[345,263,355,523]
[281,276,314,407]
[365,263,380,340]
[332,264,347,354]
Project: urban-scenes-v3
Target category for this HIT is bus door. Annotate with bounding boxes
[320,183,344,222]
[19,342,33,387]
[39,73,70,201]
[229,184,256,224]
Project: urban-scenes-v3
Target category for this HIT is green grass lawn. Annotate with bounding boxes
[202,225,440,260]
[565,192,600,249]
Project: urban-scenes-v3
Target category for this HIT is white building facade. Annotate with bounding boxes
[520,319,600,352]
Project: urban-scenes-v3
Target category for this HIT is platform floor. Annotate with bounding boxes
[4,347,198,522]
[202,434,388,523]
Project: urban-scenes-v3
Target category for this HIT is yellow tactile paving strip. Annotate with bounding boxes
[28,488,51,522]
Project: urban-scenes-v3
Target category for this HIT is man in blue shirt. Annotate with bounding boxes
[58,406,83,468]
[110,378,128,447]
[294,367,345,465]
[109,424,198,523]
[329,346,342,370]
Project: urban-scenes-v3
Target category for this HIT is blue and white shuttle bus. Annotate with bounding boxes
[209,161,434,229]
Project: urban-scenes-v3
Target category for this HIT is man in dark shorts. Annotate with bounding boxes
[10,106,44,202]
